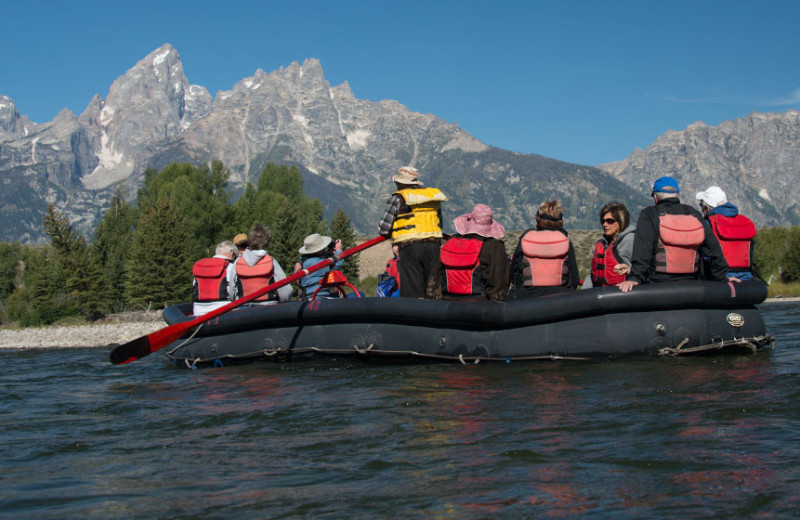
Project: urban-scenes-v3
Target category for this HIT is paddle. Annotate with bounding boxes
[109,235,388,365]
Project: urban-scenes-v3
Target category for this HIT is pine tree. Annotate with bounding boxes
[92,193,138,312]
[126,199,193,309]
[329,208,359,281]
[42,205,103,318]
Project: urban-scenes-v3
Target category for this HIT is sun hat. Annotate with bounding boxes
[298,233,333,255]
[233,233,248,246]
[651,176,680,195]
[392,166,423,186]
[453,204,505,239]
[695,186,728,208]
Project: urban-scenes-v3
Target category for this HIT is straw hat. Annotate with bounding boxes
[298,233,333,255]
[453,204,505,239]
[392,166,423,186]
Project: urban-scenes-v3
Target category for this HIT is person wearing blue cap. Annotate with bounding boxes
[619,176,732,292]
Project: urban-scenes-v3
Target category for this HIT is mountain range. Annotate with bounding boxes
[1,44,798,243]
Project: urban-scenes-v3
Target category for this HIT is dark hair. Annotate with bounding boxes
[535,200,564,230]
[599,202,630,234]
[248,223,272,250]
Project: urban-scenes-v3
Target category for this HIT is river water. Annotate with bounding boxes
[1,302,799,519]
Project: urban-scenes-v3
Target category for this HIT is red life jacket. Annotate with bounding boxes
[385,257,399,281]
[655,212,705,274]
[590,239,626,287]
[235,255,277,301]
[440,237,484,295]
[520,230,570,287]
[192,257,231,302]
[708,214,756,269]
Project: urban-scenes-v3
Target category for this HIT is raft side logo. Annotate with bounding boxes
[726,313,745,327]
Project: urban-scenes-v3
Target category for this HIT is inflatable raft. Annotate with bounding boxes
[160,280,772,369]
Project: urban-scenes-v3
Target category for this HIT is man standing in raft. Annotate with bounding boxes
[696,185,758,281]
[378,166,447,298]
[619,176,732,293]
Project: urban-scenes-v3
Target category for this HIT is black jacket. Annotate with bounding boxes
[628,198,728,284]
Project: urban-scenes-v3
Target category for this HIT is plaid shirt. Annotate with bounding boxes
[378,193,404,237]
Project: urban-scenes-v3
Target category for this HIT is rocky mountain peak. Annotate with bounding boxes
[0,95,34,141]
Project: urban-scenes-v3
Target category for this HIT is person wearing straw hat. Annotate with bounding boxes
[619,176,732,293]
[233,233,249,256]
[696,186,758,281]
[378,166,448,298]
[294,233,343,299]
[440,204,509,301]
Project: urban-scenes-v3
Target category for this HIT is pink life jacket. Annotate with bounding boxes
[708,214,756,269]
[520,230,570,287]
[655,213,705,274]
[235,255,276,301]
[440,237,483,295]
[590,240,626,287]
[192,257,231,302]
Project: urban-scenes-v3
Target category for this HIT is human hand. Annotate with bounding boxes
[613,263,631,275]
[727,276,742,283]
[618,280,639,293]
[334,239,343,250]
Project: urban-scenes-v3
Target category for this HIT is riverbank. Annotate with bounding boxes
[0,313,164,349]
[0,298,796,350]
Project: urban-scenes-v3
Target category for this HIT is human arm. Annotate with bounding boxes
[627,209,657,284]
[480,238,510,301]
[271,260,294,302]
[566,242,580,289]
[378,194,403,237]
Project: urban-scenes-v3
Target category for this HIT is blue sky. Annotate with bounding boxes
[2,0,799,166]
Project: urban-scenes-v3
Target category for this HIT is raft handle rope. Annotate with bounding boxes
[165,322,206,357]
[658,335,773,356]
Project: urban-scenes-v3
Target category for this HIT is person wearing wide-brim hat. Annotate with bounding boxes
[377,166,448,299]
[619,176,733,293]
[293,233,343,300]
[440,204,509,301]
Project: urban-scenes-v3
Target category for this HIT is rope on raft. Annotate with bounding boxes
[170,334,774,366]
[658,334,774,356]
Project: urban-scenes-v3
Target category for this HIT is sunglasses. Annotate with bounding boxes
[601,218,617,225]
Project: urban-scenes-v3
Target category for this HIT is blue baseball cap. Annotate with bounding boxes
[651,176,680,195]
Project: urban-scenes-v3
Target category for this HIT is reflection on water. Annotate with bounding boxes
[0,303,798,518]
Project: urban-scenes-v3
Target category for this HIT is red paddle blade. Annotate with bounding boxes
[109,320,197,365]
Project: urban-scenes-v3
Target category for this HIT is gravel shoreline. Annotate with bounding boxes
[0,314,164,350]
[1,297,797,349]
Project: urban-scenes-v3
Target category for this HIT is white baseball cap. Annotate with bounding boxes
[695,186,727,207]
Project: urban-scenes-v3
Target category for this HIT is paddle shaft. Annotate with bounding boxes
[109,235,388,364]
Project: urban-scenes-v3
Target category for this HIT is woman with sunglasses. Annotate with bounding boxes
[583,202,636,288]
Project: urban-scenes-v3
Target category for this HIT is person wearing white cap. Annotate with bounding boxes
[293,233,343,299]
[377,166,448,298]
[696,186,758,281]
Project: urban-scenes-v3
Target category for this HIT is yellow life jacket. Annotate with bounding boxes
[391,188,448,243]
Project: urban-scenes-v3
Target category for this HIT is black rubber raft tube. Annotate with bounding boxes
[162,280,772,368]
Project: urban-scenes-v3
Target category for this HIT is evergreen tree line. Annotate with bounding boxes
[0,161,359,326]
